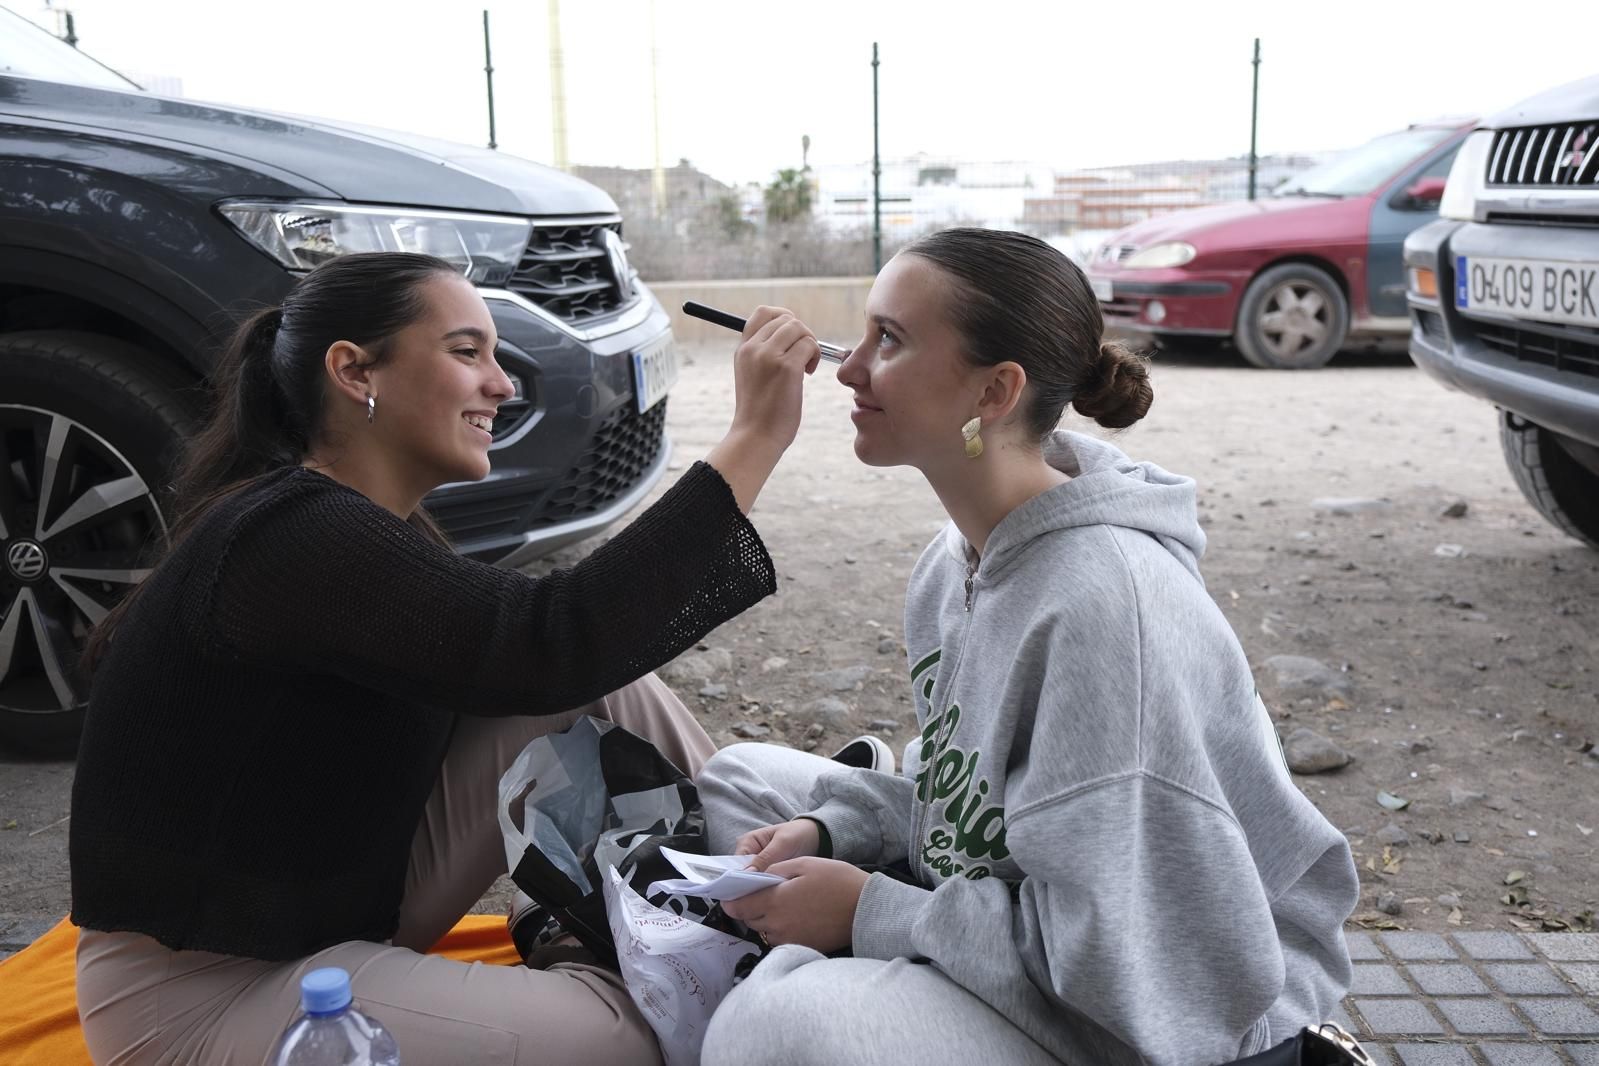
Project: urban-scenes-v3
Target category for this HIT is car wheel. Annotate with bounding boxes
[1499,412,1599,549]
[1234,263,1350,370]
[0,331,195,756]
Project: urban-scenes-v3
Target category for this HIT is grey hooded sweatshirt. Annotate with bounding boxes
[801,430,1358,1066]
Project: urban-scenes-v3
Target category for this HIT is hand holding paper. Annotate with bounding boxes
[646,847,787,901]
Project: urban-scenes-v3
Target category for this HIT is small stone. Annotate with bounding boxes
[1310,497,1392,515]
[1376,891,1403,916]
[1453,829,1471,843]
[661,647,734,684]
[1449,786,1486,807]
[698,683,728,700]
[867,718,899,733]
[760,656,789,673]
[731,722,770,739]
[1436,893,1461,907]
[1418,829,1445,845]
[1376,823,1411,847]
[1440,499,1469,518]
[1262,655,1355,700]
[877,637,899,655]
[790,698,851,730]
[810,665,872,692]
[805,723,826,739]
[1283,728,1352,774]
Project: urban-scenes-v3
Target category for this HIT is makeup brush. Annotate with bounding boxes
[682,301,849,363]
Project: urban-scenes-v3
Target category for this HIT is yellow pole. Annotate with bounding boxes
[548,0,569,170]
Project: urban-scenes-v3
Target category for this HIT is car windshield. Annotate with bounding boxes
[1273,127,1456,199]
[0,6,138,90]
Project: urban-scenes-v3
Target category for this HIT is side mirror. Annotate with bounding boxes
[1404,177,1448,208]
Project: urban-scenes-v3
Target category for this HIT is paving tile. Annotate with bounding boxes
[1479,1045,1563,1066]
[1352,964,1413,995]
[1435,997,1528,1035]
[1329,1001,1360,1036]
[1455,931,1536,961]
[1348,931,1386,960]
[1363,1047,1394,1066]
[1557,963,1599,996]
[1408,964,1490,996]
[1356,999,1446,1035]
[1486,963,1573,996]
[1528,934,1599,962]
[0,914,57,948]
[1393,1045,1475,1066]
[1562,1046,1599,1066]
[0,948,14,963]
[1515,998,1599,1036]
[1383,932,1458,960]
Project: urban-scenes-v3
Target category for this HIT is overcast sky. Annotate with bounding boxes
[18,0,1596,185]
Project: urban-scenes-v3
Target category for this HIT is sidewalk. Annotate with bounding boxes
[1335,931,1599,1064]
[4,918,1596,1063]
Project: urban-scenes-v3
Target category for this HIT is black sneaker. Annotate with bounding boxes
[507,889,566,964]
[829,735,895,773]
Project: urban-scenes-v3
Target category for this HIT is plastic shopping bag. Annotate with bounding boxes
[603,866,761,1066]
[497,715,753,965]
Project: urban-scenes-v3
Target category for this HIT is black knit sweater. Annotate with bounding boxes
[69,463,775,960]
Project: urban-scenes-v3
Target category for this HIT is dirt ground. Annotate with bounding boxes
[2,339,1596,944]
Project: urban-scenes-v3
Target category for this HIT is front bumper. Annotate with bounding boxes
[1404,219,1599,450]
[424,284,675,564]
[1085,267,1244,336]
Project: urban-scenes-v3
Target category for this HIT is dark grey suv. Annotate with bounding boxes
[1404,75,1599,547]
[0,10,680,753]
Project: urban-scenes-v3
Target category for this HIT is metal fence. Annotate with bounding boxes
[583,153,1326,283]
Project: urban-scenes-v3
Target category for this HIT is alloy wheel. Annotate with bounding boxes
[1256,281,1332,362]
[0,404,167,715]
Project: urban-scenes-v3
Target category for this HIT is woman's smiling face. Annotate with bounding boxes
[836,254,990,473]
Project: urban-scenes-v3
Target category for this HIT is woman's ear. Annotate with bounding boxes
[975,361,1028,422]
[324,340,375,411]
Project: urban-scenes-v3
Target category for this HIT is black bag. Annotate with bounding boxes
[1226,1023,1375,1066]
[496,716,755,968]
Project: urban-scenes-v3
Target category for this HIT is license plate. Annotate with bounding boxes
[1455,255,1599,328]
[632,331,679,414]
[1090,276,1114,302]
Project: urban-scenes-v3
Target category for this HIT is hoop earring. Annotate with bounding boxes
[366,394,376,424]
[961,417,983,459]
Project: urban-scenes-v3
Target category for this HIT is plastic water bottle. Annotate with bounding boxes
[270,967,400,1066]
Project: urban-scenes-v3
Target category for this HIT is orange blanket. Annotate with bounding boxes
[0,917,520,1065]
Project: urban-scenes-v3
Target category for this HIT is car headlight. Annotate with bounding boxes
[1439,130,1492,222]
[1122,242,1197,269]
[218,201,532,286]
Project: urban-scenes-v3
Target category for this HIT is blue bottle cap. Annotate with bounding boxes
[299,967,353,1015]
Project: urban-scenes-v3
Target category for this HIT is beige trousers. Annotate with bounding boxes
[75,674,715,1066]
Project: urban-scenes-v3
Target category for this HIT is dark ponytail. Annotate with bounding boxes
[901,228,1153,435]
[84,252,459,669]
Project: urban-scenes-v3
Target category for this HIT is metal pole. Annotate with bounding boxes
[482,11,497,150]
[649,0,666,218]
[872,42,882,273]
[548,0,569,170]
[63,11,79,48]
[1248,38,1260,201]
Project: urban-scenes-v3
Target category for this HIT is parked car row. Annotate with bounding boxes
[0,7,679,753]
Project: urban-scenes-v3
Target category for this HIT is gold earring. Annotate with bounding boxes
[961,417,983,459]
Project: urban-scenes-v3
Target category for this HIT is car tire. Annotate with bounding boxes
[1498,412,1599,549]
[0,331,196,756]
[1234,263,1350,370]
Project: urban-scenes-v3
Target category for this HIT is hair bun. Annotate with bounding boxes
[1070,340,1153,429]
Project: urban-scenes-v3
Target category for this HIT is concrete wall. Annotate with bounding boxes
[647,277,874,349]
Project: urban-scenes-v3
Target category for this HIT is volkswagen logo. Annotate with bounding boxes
[6,540,48,582]
[601,228,634,301]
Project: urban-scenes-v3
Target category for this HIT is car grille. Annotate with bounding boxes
[509,217,633,324]
[1417,309,1447,343]
[543,399,668,521]
[1472,320,1599,378]
[1486,121,1599,187]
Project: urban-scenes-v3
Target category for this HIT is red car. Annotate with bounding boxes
[1086,121,1473,368]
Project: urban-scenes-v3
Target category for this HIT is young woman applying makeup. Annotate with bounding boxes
[70,252,820,1065]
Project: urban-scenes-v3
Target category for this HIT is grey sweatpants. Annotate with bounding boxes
[696,743,1062,1066]
[75,675,715,1066]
